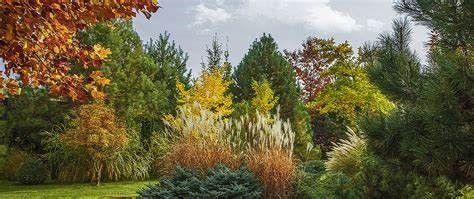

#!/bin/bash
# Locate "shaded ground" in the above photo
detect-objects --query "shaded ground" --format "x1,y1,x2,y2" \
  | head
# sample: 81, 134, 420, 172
0, 180, 157, 199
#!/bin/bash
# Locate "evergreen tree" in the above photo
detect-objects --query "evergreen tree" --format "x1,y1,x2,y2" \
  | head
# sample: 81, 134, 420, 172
77, 21, 172, 147
362, 1, 474, 183
366, 18, 422, 103
145, 32, 192, 114
394, 0, 473, 50
2, 87, 72, 153
233, 34, 299, 120
201, 34, 232, 80
233, 34, 313, 160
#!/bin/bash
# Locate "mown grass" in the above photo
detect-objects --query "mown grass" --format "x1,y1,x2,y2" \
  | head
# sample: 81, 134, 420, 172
0, 180, 157, 199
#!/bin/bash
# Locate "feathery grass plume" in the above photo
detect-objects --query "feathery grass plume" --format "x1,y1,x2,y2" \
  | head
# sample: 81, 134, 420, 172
325, 128, 367, 177
162, 104, 240, 174
225, 109, 295, 156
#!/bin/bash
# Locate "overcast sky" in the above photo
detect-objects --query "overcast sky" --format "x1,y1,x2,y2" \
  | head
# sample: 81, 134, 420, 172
0, 1, 431, 76
133, 0, 430, 76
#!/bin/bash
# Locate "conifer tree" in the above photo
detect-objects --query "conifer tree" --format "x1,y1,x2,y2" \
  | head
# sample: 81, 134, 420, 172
145, 32, 192, 113
77, 21, 172, 147
233, 34, 313, 160
201, 34, 232, 80
362, 0, 474, 183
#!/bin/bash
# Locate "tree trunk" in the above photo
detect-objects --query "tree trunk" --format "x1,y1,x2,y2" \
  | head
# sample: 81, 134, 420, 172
96, 163, 103, 186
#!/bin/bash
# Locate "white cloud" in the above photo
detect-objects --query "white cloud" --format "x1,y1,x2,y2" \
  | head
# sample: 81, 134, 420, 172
192, 3, 231, 26
237, 0, 362, 32
366, 19, 384, 32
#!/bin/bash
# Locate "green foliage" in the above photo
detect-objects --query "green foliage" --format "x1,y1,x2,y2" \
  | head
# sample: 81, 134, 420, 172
296, 170, 361, 199
353, 154, 465, 198
16, 158, 49, 185
366, 18, 422, 103
293, 102, 319, 161
233, 34, 298, 121
361, 2, 473, 192
311, 59, 394, 128
3, 148, 29, 181
78, 21, 189, 149
3, 87, 71, 153
394, 0, 473, 50
250, 80, 278, 115
233, 34, 313, 160
138, 165, 262, 198
201, 33, 232, 79
145, 31, 192, 114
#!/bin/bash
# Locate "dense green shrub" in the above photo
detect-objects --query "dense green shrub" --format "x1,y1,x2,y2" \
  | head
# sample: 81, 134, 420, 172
138, 165, 262, 198
16, 158, 49, 185
296, 170, 361, 199
3, 149, 29, 181
299, 160, 326, 175
45, 128, 151, 183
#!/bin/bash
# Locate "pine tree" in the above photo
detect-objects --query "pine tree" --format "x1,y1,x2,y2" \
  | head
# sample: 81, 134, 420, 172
394, 0, 473, 51
366, 18, 422, 103
362, 1, 474, 183
77, 21, 172, 147
145, 31, 192, 113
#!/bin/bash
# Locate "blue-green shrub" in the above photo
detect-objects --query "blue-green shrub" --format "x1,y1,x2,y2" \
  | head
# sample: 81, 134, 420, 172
138, 165, 262, 198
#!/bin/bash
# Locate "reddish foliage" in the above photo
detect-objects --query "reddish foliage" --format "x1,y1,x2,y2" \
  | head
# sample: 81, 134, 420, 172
0, 0, 159, 101
285, 37, 352, 103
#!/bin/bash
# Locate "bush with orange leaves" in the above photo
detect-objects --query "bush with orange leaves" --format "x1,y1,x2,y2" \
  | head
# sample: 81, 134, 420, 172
60, 103, 128, 185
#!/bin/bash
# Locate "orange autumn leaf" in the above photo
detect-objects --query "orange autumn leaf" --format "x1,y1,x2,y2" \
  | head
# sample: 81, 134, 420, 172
0, 0, 159, 102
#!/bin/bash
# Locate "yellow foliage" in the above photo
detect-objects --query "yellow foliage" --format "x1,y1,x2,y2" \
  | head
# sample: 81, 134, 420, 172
250, 80, 278, 115
176, 68, 233, 117
60, 103, 128, 185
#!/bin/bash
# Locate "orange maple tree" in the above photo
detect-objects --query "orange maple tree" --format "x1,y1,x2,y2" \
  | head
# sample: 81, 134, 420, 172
0, 0, 159, 101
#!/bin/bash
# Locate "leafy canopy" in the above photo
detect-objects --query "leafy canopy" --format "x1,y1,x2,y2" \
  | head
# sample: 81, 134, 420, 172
177, 69, 233, 117
0, 0, 159, 101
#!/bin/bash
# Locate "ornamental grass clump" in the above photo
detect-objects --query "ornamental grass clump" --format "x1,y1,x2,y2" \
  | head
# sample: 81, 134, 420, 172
233, 111, 297, 198
162, 105, 241, 174
162, 105, 298, 197
163, 137, 241, 175
247, 149, 296, 198
325, 128, 367, 178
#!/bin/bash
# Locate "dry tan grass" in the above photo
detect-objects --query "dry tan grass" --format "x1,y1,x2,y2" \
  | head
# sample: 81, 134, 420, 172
163, 137, 241, 175
247, 149, 297, 199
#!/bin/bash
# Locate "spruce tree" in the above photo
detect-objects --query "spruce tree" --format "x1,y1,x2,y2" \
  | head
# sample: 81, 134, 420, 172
201, 34, 232, 80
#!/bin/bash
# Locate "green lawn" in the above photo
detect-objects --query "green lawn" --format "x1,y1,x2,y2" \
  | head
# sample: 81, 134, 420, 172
0, 180, 157, 199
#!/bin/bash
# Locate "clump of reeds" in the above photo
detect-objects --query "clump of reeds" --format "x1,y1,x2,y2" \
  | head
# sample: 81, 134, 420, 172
163, 137, 241, 175
247, 149, 296, 198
